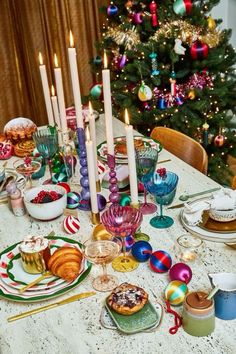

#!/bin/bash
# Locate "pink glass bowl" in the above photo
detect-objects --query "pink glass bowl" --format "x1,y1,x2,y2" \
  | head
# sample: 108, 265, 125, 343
101, 204, 143, 238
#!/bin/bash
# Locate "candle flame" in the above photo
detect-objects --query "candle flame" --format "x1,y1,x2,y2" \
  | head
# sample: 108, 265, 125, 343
124, 109, 130, 125
85, 126, 91, 141
69, 30, 74, 47
39, 52, 43, 65
88, 101, 93, 116
104, 51, 108, 69
54, 54, 58, 68
51, 85, 55, 96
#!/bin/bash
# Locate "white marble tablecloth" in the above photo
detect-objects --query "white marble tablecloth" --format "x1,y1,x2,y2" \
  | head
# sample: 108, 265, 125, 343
0, 115, 235, 354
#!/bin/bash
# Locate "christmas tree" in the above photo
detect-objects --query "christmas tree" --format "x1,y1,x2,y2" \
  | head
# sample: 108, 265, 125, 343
89, 0, 236, 185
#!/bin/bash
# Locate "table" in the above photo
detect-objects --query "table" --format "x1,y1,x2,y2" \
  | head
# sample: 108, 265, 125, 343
0, 115, 235, 354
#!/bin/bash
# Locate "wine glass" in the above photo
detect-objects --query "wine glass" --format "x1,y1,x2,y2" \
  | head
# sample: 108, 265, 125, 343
33, 128, 58, 183
135, 147, 159, 214
13, 157, 41, 190
101, 204, 143, 272
83, 239, 120, 292
143, 170, 179, 228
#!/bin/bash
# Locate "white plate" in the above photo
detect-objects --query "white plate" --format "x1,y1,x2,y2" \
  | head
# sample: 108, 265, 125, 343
180, 198, 236, 243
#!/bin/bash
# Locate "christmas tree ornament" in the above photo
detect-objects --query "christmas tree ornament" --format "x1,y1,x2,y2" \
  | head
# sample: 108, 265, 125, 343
188, 89, 196, 100
134, 232, 150, 241
90, 84, 102, 99
207, 16, 216, 31
132, 241, 153, 262
149, 250, 172, 273
93, 55, 102, 65
119, 193, 131, 206
67, 191, 81, 209
119, 53, 127, 69
142, 101, 151, 111
126, 0, 133, 9
52, 171, 68, 184
169, 263, 192, 284
202, 122, 209, 147
170, 71, 177, 96
214, 134, 225, 147
190, 41, 209, 60
158, 97, 167, 109
174, 38, 186, 55
173, 0, 192, 16
52, 152, 63, 173
63, 215, 80, 234
107, 3, 118, 16
149, 1, 158, 27
97, 194, 107, 211
175, 94, 184, 105
165, 280, 188, 306
138, 82, 152, 101
57, 182, 71, 194
125, 235, 135, 252
133, 12, 143, 24
149, 52, 160, 76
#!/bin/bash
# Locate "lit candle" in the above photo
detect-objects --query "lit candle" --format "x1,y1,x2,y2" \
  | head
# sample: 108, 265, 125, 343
38, 52, 54, 126
85, 127, 99, 214
54, 54, 69, 143
68, 31, 84, 128
170, 78, 176, 96
102, 51, 114, 155
124, 109, 139, 205
51, 85, 63, 146
89, 101, 99, 183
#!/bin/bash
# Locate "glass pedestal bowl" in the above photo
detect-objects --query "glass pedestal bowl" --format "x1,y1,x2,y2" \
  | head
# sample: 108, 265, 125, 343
101, 204, 143, 272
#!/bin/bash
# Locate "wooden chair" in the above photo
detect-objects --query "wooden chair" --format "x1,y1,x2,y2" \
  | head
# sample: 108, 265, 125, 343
151, 126, 208, 175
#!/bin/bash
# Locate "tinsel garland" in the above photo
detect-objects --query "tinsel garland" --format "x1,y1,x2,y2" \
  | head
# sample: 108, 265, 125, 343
150, 20, 222, 48
153, 72, 214, 105
106, 26, 140, 50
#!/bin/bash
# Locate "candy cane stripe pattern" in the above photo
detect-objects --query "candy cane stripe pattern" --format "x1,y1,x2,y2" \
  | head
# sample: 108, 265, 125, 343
63, 216, 80, 234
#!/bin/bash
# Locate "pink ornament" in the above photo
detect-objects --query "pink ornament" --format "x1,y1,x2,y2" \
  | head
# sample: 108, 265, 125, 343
169, 263, 192, 284
133, 12, 143, 24
0, 141, 13, 160
63, 215, 80, 234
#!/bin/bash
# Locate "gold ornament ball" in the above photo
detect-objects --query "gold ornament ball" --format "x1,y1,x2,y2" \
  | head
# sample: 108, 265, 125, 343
188, 90, 196, 100
126, 0, 133, 8
202, 123, 209, 130
207, 16, 216, 30
214, 134, 225, 147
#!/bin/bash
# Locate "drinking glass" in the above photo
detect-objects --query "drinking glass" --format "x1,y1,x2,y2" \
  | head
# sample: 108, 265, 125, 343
143, 170, 179, 228
135, 147, 158, 215
174, 234, 206, 263
33, 128, 58, 183
101, 204, 143, 272
83, 239, 120, 292
13, 158, 41, 190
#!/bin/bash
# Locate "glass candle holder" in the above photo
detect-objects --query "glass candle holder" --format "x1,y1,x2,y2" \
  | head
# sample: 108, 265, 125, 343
174, 234, 206, 263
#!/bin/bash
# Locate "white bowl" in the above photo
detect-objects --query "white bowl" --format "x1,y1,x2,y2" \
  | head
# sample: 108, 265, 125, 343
24, 185, 67, 220
209, 208, 236, 222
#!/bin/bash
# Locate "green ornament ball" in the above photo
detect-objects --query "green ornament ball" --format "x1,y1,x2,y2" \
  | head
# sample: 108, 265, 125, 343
119, 194, 131, 206
90, 84, 102, 99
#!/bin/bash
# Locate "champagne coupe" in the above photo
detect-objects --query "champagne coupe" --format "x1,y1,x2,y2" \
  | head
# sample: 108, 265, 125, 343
101, 204, 143, 272
143, 170, 179, 228
13, 158, 41, 190
83, 239, 120, 292
33, 128, 58, 183
135, 147, 158, 215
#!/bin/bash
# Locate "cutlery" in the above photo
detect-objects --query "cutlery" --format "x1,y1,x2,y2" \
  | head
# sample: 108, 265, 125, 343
179, 187, 221, 202
19, 271, 53, 293
167, 202, 187, 209
224, 243, 236, 250
7, 291, 96, 322
157, 159, 171, 164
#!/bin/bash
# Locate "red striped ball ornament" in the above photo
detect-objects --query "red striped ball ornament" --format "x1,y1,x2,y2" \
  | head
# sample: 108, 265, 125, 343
63, 216, 80, 234
190, 41, 209, 60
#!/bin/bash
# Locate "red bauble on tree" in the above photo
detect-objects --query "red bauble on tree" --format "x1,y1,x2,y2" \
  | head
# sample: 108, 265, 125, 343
190, 41, 209, 60
214, 134, 225, 147
149, 1, 158, 27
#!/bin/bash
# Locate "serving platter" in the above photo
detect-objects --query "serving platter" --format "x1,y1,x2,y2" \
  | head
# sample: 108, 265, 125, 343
0, 236, 91, 302
180, 197, 236, 243
97, 136, 162, 164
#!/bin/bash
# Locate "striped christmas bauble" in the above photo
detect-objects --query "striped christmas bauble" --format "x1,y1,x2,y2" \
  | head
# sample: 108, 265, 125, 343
63, 216, 80, 234
67, 192, 81, 209
149, 250, 172, 273
190, 41, 209, 60
164, 280, 188, 306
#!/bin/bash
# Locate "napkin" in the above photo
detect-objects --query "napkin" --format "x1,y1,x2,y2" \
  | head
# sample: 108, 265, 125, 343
211, 188, 236, 210
183, 188, 236, 226
183, 200, 210, 226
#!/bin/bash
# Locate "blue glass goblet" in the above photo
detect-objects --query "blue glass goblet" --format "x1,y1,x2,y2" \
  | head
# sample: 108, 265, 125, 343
143, 171, 179, 228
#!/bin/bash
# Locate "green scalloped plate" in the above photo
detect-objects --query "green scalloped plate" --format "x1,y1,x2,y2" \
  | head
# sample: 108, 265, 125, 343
0, 236, 92, 302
